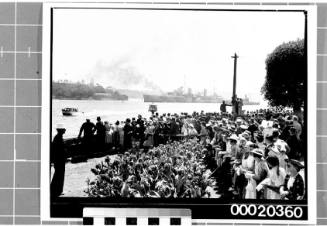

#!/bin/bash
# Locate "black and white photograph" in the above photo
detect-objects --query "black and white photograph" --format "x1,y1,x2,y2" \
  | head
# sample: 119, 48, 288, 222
42, 3, 317, 222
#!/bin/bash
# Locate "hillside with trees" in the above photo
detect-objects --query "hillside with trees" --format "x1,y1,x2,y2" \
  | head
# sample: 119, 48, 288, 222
52, 81, 128, 101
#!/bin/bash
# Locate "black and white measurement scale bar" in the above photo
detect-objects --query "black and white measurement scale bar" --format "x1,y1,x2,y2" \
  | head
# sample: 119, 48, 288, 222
83, 208, 192, 226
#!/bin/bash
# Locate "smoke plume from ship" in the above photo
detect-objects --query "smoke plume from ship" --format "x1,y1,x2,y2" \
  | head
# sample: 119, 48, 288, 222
87, 59, 163, 94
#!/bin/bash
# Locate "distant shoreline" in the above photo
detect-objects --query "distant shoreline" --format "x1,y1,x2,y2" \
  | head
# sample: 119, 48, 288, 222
53, 97, 129, 101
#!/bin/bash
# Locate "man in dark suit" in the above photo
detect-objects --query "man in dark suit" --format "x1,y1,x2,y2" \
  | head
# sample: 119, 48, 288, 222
78, 118, 96, 153
95, 116, 106, 150
220, 101, 227, 114
123, 118, 133, 150
135, 115, 146, 147
169, 117, 180, 141
51, 124, 66, 198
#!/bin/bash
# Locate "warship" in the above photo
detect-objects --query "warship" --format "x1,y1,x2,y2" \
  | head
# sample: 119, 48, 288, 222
143, 88, 223, 103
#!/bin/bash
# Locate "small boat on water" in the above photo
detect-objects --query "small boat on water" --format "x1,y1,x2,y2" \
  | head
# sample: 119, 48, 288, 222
62, 107, 79, 116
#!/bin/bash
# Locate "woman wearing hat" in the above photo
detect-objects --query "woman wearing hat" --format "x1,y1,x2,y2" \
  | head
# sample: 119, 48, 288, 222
280, 159, 305, 200
199, 122, 208, 145
188, 123, 198, 137
181, 122, 190, 137
104, 121, 113, 145
233, 137, 253, 198
227, 134, 240, 160
257, 156, 286, 199
247, 148, 268, 199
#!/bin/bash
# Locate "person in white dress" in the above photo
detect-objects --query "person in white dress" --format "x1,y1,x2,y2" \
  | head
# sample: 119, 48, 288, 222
257, 155, 286, 199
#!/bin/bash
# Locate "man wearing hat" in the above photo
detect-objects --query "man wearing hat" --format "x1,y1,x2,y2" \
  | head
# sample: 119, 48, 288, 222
95, 116, 106, 150
123, 118, 133, 150
220, 100, 227, 114
51, 123, 67, 197
235, 118, 243, 135
247, 118, 259, 141
280, 159, 305, 200
253, 131, 265, 151
278, 116, 290, 141
169, 117, 180, 141
78, 118, 96, 153
287, 127, 302, 160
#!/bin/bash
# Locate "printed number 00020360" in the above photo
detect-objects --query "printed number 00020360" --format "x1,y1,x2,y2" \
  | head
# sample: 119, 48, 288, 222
230, 204, 303, 218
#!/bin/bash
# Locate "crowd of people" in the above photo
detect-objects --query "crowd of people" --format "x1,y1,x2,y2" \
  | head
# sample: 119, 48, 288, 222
86, 138, 216, 198
81, 107, 306, 200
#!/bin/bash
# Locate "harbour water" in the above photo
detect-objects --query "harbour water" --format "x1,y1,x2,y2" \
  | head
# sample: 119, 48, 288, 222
53, 99, 266, 138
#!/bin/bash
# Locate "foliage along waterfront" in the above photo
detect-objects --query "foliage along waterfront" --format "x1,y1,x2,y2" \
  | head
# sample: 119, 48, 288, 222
53, 81, 128, 101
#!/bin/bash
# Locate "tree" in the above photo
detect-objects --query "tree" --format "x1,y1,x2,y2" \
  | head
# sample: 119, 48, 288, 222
261, 39, 305, 112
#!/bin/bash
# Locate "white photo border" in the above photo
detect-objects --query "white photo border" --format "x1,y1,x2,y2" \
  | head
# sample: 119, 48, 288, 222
41, 3, 317, 224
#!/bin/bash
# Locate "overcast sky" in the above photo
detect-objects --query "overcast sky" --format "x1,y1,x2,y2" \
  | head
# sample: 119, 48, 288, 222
52, 8, 304, 100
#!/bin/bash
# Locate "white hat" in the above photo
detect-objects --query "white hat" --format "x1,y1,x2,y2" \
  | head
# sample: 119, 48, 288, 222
228, 134, 239, 141
240, 125, 248, 130
251, 148, 264, 157
56, 123, 65, 129
245, 141, 254, 147
241, 132, 250, 140
239, 135, 247, 141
